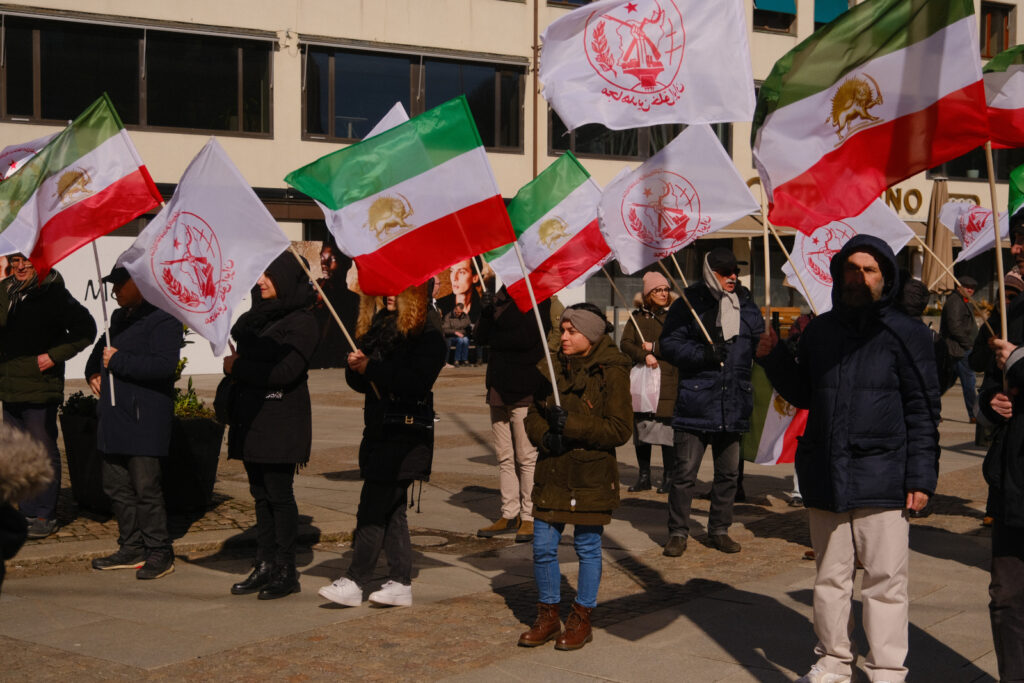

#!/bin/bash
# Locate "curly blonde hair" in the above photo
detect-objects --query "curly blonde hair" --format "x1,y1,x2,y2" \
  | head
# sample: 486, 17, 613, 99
0, 423, 53, 505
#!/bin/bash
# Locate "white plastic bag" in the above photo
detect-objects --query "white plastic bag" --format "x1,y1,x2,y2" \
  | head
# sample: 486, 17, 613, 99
629, 365, 661, 414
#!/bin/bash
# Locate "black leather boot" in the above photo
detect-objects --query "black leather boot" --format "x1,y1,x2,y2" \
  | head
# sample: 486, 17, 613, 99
628, 469, 652, 492
231, 560, 274, 595
257, 564, 301, 600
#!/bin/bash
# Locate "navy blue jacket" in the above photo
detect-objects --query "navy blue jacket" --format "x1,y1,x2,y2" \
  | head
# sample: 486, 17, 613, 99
659, 281, 764, 433
758, 235, 941, 513
85, 303, 182, 458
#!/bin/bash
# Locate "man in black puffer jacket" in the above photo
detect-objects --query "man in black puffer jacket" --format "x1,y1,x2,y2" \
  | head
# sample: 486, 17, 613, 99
757, 235, 940, 683
659, 247, 764, 557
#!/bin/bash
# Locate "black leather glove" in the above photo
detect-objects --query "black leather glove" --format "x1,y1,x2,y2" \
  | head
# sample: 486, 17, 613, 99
702, 343, 727, 366
547, 405, 568, 434
479, 292, 495, 310
542, 431, 563, 455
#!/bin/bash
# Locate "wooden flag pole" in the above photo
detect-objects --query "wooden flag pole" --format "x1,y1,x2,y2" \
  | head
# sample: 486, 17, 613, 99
765, 224, 820, 317
759, 189, 772, 319
512, 241, 561, 407
91, 242, 116, 406
470, 255, 489, 294
601, 267, 646, 344
985, 141, 1009, 340
655, 259, 717, 352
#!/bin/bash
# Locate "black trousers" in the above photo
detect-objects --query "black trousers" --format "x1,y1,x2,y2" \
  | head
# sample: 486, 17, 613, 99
4, 403, 61, 520
244, 461, 298, 566
667, 430, 740, 538
347, 480, 412, 587
101, 453, 170, 552
991, 520, 1024, 682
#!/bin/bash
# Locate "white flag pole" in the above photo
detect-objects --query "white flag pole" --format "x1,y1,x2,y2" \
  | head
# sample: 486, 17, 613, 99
601, 267, 646, 344
759, 188, 772, 321
471, 255, 489, 295
512, 241, 561, 407
655, 259, 719, 365
984, 141, 1009, 340
91, 242, 116, 406
765, 224, 819, 317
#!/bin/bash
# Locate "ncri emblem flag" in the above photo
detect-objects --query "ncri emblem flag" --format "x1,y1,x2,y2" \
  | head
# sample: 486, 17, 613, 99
121, 138, 290, 355
540, 0, 754, 131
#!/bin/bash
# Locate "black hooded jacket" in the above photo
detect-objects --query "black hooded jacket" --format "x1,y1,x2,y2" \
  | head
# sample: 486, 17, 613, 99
758, 235, 941, 512
226, 253, 318, 465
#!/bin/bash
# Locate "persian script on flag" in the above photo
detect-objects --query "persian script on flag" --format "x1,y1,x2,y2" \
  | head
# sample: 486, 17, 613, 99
938, 201, 1009, 264
539, 0, 754, 131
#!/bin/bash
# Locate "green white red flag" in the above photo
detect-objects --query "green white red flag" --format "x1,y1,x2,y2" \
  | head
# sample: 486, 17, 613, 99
752, 0, 988, 235
284, 96, 514, 296
484, 153, 610, 312
985, 45, 1024, 149
0, 94, 162, 275
740, 365, 807, 465
1009, 163, 1024, 226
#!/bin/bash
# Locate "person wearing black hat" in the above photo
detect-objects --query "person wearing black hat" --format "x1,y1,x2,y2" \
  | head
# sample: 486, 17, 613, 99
658, 246, 764, 557
85, 265, 182, 579
940, 275, 979, 422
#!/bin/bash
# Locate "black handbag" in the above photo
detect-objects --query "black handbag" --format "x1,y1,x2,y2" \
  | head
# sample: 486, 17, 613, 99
213, 376, 235, 424
382, 392, 435, 433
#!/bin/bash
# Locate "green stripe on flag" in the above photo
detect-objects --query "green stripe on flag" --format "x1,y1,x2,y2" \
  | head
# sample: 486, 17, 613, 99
1009, 163, 1024, 221
284, 96, 482, 211
484, 152, 590, 261
985, 44, 1024, 73
752, 0, 974, 142
0, 93, 123, 233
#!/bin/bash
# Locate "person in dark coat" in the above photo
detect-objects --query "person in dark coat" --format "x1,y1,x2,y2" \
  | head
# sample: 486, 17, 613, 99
0, 253, 95, 539
619, 272, 678, 494
473, 286, 551, 544
224, 252, 318, 600
658, 247, 764, 557
517, 303, 632, 651
940, 276, 979, 421
319, 280, 446, 609
0, 423, 53, 595
756, 235, 940, 683
85, 266, 182, 580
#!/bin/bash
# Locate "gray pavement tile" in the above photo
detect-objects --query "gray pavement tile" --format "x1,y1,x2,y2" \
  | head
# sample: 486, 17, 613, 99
0, 598, 109, 638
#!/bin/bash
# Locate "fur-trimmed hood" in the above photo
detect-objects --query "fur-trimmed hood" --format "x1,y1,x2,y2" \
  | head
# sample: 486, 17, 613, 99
0, 424, 53, 505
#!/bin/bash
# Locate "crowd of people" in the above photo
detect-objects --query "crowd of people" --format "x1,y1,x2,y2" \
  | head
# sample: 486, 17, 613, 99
0, 233, 1022, 682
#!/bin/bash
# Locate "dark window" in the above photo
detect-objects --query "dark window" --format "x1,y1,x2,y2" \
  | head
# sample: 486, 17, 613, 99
981, 2, 1013, 59
0, 16, 271, 134
931, 146, 1024, 183
550, 110, 732, 161
754, 0, 797, 34
303, 46, 524, 151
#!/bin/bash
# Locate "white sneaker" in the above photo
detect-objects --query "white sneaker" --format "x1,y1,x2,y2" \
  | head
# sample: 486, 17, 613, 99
368, 580, 412, 607
318, 577, 362, 607
795, 665, 851, 683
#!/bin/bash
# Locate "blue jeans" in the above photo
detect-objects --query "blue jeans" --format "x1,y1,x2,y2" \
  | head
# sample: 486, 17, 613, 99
532, 518, 604, 608
955, 355, 977, 418
449, 336, 469, 362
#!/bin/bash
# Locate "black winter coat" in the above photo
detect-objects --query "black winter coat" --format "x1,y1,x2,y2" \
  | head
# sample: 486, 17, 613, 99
940, 292, 977, 358
84, 303, 182, 457
347, 312, 447, 482
473, 287, 550, 405
0, 271, 96, 404
658, 283, 764, 432
758, 235, 941, 513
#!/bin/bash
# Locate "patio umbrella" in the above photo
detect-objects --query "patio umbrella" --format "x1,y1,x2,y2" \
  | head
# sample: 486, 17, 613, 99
922, 178, 956, 294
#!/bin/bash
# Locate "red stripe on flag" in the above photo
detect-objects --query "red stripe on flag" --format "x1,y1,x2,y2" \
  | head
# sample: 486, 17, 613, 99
506, 218, 610, 312
29, 168, 161, 275
768, 81, 989, 234
353, 195, 513, 296
988, 106, 1024, 149
777, 409, 808, 465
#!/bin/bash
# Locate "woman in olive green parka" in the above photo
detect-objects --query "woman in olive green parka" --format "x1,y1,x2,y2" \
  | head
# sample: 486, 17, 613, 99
517, 303, 632, 652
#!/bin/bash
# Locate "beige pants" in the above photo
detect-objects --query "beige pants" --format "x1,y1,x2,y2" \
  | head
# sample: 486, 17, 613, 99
808, 507, 910, 682
490, 405, 537, 522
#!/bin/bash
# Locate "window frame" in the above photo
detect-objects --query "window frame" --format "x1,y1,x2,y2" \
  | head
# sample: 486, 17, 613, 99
981, 2, 1015, 60
0, 14, 274, 138
300, 43, 526, 154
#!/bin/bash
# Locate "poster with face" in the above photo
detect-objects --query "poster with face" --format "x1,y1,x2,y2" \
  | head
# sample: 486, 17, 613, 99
435, 257, 494, 325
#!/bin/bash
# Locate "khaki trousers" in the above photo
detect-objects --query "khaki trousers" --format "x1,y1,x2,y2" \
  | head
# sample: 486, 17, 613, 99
490, 405, 537, 522
808, 507, 910, 682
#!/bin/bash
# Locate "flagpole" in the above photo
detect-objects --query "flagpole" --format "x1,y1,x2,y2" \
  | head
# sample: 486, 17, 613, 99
471, 255, 488, 294
759, 187, 772, 323
985, 141, 1009, 340
601, 267, 646, 344
766, 223, 819, 317
287, 245, 381, 399
91, 242, 116, 406
655, 259, 718, 352
512, 241, 561, 407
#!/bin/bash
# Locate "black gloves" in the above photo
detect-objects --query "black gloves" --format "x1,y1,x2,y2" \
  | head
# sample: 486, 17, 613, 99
479, 292, 495, 311
703, 342, 728, 366
547, 405, 568, 434
542, 431, 563, 455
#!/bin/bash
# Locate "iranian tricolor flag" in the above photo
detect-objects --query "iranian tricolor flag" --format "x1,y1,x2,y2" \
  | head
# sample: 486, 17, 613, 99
1009, 163, 1024, 227
985, 45, 1024, 150
752, 0, 989, 235
0, 94, 161, 274
740, 365, 807, 465
284, 96, 514, 295
484, 153, 610, 312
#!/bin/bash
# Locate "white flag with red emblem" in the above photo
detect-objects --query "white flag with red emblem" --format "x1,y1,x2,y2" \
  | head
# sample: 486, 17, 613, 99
119, 138, 290, 355
598, 124, 758, 274
0, 133, 56, 181
781, 199, 915, 314
540, 0, 754, 131
938, 201, 1009, 264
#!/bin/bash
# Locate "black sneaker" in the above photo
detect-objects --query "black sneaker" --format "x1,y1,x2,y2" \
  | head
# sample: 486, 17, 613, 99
136, 548, 175, 580
26, 517, 58, 539
92, 548, 147, 570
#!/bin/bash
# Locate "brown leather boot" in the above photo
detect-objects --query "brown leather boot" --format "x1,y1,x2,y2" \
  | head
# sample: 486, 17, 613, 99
517, 602, 561, 646
554, 602, 593, 650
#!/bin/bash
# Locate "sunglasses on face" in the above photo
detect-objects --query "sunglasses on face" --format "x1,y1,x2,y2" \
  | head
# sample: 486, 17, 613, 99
649, 287, 671, 294
714, 268, 740, 277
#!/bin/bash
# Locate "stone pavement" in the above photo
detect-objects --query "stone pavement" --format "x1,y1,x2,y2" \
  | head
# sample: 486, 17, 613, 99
0, 367, 1000, 681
